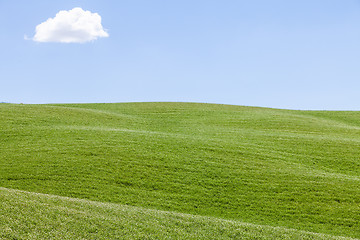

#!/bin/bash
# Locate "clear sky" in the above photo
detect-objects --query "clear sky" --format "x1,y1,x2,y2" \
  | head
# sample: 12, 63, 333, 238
1, 0, 360, 110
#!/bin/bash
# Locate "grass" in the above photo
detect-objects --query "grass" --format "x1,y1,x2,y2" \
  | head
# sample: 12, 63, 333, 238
1, 102, 360, 238
0, 187, 356, 240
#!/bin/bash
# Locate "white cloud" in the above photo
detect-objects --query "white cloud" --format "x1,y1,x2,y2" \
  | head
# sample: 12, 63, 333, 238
33, 7, 109, 43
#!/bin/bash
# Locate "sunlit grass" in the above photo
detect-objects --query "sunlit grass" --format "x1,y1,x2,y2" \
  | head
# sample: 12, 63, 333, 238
1, 102, 360, 238
0, 187, 355, 240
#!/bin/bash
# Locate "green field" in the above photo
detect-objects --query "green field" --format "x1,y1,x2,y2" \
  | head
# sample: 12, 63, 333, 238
1, 102, 360, 239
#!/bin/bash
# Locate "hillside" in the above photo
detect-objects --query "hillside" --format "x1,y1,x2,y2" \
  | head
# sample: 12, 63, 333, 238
1, 102, 360, 238
0, 187, 355, 239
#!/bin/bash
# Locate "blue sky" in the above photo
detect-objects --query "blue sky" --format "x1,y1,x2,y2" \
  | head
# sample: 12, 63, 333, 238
1, 0, 360, 110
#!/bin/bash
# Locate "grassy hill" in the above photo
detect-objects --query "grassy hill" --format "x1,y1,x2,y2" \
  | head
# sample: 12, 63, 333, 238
0, 187, 354, 240
1, 102, 360, 239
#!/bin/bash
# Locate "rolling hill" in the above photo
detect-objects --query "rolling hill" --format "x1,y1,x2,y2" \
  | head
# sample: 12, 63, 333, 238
1, 102, 359, 239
